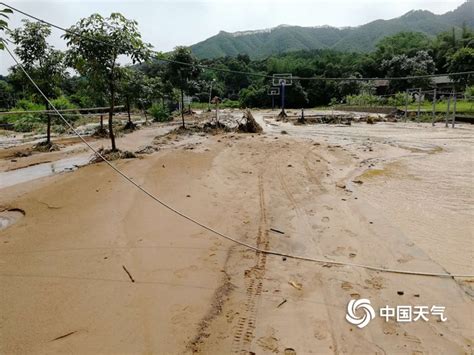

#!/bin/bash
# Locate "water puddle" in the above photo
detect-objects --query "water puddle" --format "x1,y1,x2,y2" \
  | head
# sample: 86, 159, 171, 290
0, 208, 25, 230
0, 155, 91, 190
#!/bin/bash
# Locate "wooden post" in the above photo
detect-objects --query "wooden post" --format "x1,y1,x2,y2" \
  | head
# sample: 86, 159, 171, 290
451, 92, 457, 128
431, 88, 436, 126
445, 95, 451, 128
404, 89, 409, 121
417, 88, 421, 122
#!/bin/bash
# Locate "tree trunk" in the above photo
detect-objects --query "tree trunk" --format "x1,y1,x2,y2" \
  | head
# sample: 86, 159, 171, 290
45, 102, 51, 144
181, 88, 185, 129
100, 115, 104, 130
46, 114, 51, 144
127, 97, 131, 123
109, 81, 117, 151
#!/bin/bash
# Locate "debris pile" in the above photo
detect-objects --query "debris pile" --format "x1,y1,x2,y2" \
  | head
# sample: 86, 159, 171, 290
33, 141, 60, 152
238, 110, 262, 133
90, 148, 137, 163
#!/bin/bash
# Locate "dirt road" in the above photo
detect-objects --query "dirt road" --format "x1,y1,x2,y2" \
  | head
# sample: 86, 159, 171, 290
0, 113, 472, 353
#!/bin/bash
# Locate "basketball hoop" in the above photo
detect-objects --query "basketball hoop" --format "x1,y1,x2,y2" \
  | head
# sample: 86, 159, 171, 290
272, 74, 293, 87
267, 87, 280, 95
267, 87, 280, 111
272, 74, 292, 117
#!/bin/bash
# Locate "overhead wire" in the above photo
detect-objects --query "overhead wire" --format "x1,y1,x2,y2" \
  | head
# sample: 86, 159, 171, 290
1, 2, 473, 82
4, 43, 474, 279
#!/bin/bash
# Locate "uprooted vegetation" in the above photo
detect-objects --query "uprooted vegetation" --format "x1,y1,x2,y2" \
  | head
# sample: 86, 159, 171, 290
145, 110, 263, 153
90, 148, 137, 163
32, 141, 61, 152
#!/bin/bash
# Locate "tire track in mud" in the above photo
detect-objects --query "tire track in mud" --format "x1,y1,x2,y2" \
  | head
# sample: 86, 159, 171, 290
275, 150, 340, 353
230, 172, 269, 353
303, 148, 329, 194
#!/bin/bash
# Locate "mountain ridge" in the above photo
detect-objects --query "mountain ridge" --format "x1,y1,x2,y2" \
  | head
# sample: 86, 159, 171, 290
190, 1, 474, 59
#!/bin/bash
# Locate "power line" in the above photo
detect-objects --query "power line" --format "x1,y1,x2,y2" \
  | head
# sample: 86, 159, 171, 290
0, 105, 125, 115
2, 2, 473, 82
4, 43, 473, 279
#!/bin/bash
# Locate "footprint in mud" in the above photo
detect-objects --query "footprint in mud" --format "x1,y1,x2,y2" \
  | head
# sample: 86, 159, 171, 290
225, 310, 239, 324
331, 246, 346, 256
257, 335, 280, 353
313, 320, 330, 340
397, 255, 415, 264
365, 276, 385, 290
383, 322, 399, 335
173, 265, 198, 278
323, 205, 334, 211
170, 305, 198, 326
321, 216, 330, 223
343, 229, 357, 238
341, 281, 353, 291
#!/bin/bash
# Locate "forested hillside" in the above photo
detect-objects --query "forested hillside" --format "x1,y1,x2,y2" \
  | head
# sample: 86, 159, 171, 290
191, 1, 474, 59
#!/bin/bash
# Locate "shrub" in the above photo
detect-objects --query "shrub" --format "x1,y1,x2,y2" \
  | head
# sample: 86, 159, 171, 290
387, 92, 408, 107
150, 103, 171, 122
465, 86, 474, 98
221, 99, 240, 109
345, 93, 384, 106
13, 99, 46, 112
12, 114, 43, 132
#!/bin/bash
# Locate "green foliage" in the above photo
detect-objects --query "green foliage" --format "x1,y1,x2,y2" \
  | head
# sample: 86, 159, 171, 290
448, 47, 474, 86
13, 98, 46, 112
221, 99, 240, 108
375, 32, 431, 60
12, 115, 43, 132
387, 92, 408, 107
11, 20, 66, 100
191, 2, 472, 59
50, 95, 77, 110
165, 47, 201, 93
382, 50, 435, 91
0, 7, 13, 50
465, 86, 474, 97
5, 99, 45, 132
63, 12, 151, 149
345, 93, 384, 106
149, 103, 171, 122
239, 86, 267, 107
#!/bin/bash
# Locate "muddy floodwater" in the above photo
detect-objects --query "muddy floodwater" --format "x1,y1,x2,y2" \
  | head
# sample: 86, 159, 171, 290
0, 155, 91, 189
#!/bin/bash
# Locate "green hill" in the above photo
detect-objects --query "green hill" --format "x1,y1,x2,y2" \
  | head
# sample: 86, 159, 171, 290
191, 0, 474, 59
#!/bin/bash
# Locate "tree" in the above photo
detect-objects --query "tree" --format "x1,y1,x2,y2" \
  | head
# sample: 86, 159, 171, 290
118, 67, 148, 128
0, 7, 13, 50
374, 32, 432, 61
11, 20, 66, 145
165, 46, 200, 128
448, 47, 474, 87
382, 51, 435, 92
64, 13, 151, 151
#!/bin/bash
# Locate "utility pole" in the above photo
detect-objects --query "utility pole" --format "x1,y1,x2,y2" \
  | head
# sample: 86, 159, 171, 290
208, 79, 215, 112
432, 88, 436, 126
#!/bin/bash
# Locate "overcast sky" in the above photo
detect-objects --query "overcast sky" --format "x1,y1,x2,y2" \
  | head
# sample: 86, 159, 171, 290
0, 0, 466, 74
